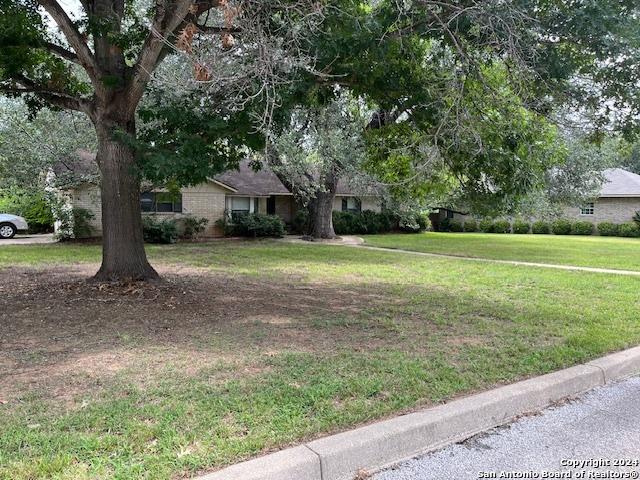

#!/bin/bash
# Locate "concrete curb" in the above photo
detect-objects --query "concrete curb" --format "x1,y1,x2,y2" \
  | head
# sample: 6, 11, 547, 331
194, 347, 640, 480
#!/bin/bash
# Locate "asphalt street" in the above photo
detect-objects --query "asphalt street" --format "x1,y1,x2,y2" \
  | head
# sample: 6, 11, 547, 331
375, 376, 640, 480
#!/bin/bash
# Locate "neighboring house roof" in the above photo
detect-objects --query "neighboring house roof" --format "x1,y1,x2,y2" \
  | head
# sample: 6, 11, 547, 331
599, 168, 640, 198
52, 150, 99, 181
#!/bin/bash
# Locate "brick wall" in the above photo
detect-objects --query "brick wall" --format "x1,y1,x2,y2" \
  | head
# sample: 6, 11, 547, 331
70, 181, 229, 237
564, 197, 640, 224
181, 183, 227, 236
275, 195, 296, 222
70, 183, 385, 237
72, 184, 102, 234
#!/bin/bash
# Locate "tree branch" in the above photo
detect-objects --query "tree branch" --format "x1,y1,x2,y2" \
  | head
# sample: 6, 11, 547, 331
128, 0, 221, 107
196, 24, 241, 34
43, 41, 81, 64
36, 0, 100, 82
4, 75, 92, 114
128, 0, 194, 104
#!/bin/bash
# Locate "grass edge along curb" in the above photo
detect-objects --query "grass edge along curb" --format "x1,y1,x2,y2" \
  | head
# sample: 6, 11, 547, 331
197, 346, 640, 480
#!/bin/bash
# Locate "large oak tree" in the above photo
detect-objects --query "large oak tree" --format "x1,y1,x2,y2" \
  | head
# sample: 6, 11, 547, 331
0, 0, 313, 280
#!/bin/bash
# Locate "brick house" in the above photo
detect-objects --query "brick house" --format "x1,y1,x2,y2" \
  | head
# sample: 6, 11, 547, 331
54, 156, 381, 237
564, 168, 640, 224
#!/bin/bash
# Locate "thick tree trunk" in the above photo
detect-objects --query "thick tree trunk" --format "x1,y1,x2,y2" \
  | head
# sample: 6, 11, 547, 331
307, 169, 339, 239
93, 116, 158, 282
308, 190, 337, 239
266, 145, 339, 239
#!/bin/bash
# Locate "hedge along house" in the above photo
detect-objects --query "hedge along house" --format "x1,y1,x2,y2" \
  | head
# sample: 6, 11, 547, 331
53, 156, 382, 237
564, 168, 640, 224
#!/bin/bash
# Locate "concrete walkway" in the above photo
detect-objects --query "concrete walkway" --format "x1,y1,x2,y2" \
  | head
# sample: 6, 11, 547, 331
375, 376, 640, 480
353, 244, 640, 277
0, 233, 56, 245
279, 235, 365, 246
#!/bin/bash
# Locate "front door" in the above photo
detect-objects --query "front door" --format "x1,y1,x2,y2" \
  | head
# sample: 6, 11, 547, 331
267, 196, 276, 215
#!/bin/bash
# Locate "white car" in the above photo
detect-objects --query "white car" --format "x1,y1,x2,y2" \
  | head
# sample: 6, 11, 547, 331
0, 214, 29, 239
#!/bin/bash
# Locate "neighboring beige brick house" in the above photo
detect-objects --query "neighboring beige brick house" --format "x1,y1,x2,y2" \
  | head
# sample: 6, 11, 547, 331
55, 157, 381, 237
564, 168, 640, 224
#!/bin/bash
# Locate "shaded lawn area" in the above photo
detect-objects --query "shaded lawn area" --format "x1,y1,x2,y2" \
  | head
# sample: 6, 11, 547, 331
1, 240, 640, 479
364, 232, 640, 271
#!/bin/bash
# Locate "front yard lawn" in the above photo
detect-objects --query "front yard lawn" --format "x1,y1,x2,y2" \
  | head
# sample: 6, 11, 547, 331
364, 232, 640, 271
1, 240, 639, 479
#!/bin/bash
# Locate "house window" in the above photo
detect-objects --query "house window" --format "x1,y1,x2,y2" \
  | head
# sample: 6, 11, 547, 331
446, 209, 454, 219
341, 197, 361, 213
580, 202, 595, 215
231, 196, 251, 214
140, 192, 182, 213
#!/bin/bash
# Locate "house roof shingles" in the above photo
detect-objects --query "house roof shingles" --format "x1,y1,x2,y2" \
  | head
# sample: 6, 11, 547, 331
214, 160, 378, 196
52, 150, 99, 177
214, 161, 290, 196
600, 168, 640, 198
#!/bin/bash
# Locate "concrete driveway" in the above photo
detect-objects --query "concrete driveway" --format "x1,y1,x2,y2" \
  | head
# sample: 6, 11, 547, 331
374, 376, 640, 480
0, 233, 56, 245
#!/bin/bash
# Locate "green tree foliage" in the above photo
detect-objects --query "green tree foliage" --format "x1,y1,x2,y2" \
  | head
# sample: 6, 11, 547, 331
0, 100, 96, 189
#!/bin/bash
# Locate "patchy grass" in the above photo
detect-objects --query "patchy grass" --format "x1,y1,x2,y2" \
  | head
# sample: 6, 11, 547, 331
1, 240, 640, 479
364, 232, 640, 271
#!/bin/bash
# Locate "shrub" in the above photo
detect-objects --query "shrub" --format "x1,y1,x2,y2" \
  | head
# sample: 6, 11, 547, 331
512, 220, 530, 234
55, 206, 95, 240
180, 216, 208, 239
360, 209, 388, 234
531, 220, 550, 234
479, 219, 494, 233
551, 219, 573, 235
493, 219, 511, 234
333, 211, 364, 234
597, 222, 619, 236
290, 209, 310, 234
618, 222, 640, 238
398, 211, 430, 233
449, 221, 464, 232
571, 221, 594, 235
463, 219, 478, 232
142, 216, 178, 243
416, 212, 431, 231
377, 210, 395, 232
438, 217, 451, 232
220, 213, 286, 237
634, 211, 640, 227
72, 208, 95, 239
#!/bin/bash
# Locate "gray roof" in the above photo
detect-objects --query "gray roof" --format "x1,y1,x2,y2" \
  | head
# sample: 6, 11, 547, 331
214, 161, 291, 196
52, 150, 99, 177
599, 168, 640, 197
214, 160, 377, 196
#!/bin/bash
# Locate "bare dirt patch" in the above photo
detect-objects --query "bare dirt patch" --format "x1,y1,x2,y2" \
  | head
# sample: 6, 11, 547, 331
0, 264, 399, 406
